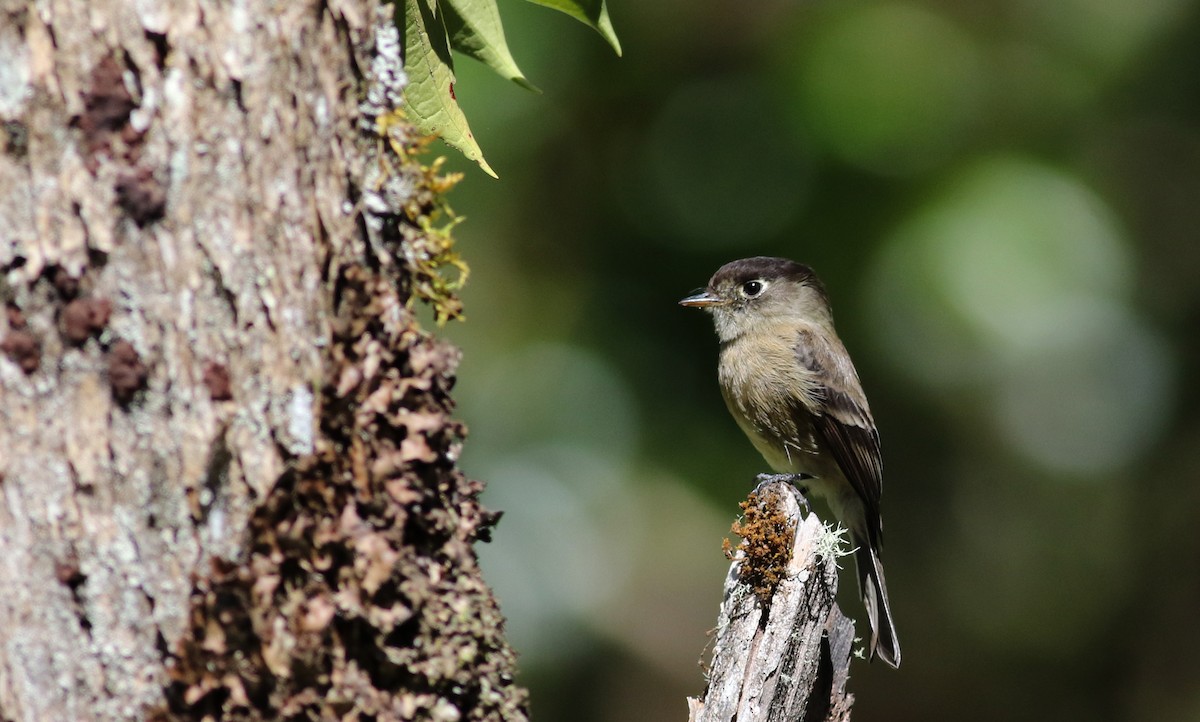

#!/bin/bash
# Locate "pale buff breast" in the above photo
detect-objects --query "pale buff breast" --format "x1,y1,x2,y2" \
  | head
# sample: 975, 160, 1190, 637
717, 328, 832, 478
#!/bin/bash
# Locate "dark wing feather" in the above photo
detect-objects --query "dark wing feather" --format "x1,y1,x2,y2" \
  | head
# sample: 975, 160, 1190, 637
795, 328, 884, 534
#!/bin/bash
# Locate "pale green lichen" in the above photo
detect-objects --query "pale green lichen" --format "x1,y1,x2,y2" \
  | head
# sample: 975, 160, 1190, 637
371, 109, 469, 326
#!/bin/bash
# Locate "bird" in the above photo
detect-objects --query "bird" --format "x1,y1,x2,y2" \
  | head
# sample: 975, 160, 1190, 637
680, 256, 901, 668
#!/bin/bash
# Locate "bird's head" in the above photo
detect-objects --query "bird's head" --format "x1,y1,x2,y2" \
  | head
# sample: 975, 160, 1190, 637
680, 257, 832, 342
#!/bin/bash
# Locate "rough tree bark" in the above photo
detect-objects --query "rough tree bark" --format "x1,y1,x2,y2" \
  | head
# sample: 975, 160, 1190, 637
0, 1, 526, 720
688, 483, 856, 722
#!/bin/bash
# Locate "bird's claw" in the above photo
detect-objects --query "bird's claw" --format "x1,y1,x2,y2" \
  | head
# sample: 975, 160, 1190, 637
752, 473, 814, 512
753, 472, 811, 490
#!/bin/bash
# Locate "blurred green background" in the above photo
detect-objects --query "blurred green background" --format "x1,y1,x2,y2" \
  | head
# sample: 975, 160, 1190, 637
434, 0, 1200, 719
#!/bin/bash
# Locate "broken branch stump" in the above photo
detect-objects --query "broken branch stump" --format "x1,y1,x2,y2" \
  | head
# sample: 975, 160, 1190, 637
688, 482, 856, 722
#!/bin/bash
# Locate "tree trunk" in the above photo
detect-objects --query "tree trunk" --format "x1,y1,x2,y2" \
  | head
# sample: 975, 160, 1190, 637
0, 1, 527, 720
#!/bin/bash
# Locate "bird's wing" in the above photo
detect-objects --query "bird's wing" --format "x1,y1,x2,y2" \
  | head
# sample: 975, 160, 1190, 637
795, 328, 884, 528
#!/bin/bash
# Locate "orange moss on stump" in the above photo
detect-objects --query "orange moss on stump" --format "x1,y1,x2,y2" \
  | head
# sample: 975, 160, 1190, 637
723, 489, 796, 604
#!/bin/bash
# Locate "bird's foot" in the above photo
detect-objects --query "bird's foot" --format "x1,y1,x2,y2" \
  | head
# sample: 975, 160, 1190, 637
753, 473, 815, 513
754, 472, 812, 492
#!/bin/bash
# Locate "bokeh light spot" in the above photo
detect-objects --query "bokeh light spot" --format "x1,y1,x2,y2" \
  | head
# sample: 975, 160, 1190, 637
1015, 0, 1190, 77
789, 3, 983, 174
870, 155, 1175, 475
458, 341, 640, 461
994, 301, 1173, 476
476, 446, 640, 663
633, 75, 812, 249
925, 156, 1132, 351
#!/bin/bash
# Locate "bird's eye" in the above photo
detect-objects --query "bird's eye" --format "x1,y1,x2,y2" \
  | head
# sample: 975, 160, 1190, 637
741, 280, 765, 297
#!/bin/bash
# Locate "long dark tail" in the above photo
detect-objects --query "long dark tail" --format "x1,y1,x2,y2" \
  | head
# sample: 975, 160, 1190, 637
854, 539, 901, 668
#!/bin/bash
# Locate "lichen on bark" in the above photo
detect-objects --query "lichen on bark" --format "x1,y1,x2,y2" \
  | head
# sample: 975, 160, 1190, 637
160, 6, 526, 721
165, 256, 525, 720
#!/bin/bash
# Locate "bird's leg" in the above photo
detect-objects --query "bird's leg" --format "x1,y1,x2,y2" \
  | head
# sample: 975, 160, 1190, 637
753, 473, 815, 513
754, 472, 812, 491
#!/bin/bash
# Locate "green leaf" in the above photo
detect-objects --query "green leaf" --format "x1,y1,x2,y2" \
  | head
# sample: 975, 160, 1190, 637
443, 0, 539, 92
524, 0, 622, 56
402, 0, 498, 177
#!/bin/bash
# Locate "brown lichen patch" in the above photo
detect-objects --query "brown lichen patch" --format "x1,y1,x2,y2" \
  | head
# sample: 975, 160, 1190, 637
724, 488, 797, 604
49, 265, 81, 299
6, 304, 28, 330
55, 553, 87, 589
1, 329, 41, 374
116, 165, 167, 226
108, 340, 148, 404
203, 362, 233, 401
72, 53, 169, 226
2, 119, 29, 158
161, 128, 525, 720
75, 55, 138, 164
61, 297, 112, 345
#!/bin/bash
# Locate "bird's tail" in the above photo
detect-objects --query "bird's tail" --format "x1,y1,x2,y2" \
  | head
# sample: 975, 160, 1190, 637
854, 540, 901, 668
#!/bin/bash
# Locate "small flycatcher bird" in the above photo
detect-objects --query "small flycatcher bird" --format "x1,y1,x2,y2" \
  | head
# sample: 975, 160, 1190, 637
680, 256, 901, 668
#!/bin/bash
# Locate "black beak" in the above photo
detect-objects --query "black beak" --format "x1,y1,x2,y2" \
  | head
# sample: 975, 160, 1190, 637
679, 289, 724, 308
